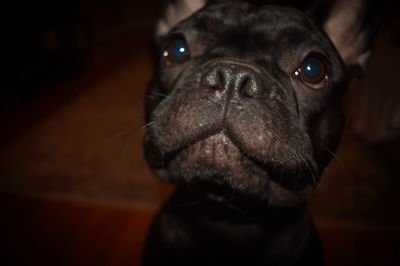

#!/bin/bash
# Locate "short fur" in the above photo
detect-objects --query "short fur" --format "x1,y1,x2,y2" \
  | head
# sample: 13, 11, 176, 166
142, 0, 377, 265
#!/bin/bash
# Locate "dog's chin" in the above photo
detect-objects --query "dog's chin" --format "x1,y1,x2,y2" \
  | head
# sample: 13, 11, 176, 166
153, 133, 312, 207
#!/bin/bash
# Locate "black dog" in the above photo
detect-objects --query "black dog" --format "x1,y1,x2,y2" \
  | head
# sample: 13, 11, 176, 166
142, 0, 377, 265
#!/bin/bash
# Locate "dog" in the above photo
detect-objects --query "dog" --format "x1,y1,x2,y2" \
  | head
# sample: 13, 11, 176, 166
142, 0, 377, 265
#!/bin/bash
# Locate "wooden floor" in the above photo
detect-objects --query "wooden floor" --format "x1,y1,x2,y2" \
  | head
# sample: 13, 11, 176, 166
0, 194, 152, 266
1, 193, 399, 266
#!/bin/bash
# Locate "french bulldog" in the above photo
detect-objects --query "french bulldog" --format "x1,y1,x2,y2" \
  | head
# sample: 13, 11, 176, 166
142, 0, 378, 265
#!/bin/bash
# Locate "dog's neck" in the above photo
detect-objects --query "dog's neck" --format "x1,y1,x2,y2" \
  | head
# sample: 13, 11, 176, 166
163, 184, 312, 264
170, 184, 309, 225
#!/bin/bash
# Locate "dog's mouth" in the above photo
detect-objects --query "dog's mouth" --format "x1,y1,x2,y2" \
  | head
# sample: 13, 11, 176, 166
149, 132, 313, 205
163, 132, 286, 202
148, 129, 313, 206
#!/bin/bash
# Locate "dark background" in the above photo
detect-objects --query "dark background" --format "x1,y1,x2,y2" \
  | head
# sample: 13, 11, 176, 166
1, 1, 400, 266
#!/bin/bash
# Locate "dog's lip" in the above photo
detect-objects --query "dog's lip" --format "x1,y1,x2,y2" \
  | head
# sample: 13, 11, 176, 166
167, 132, 263, 167
154, 132, 313, 205
167, 132, 271, 188
168, 132, 264, 170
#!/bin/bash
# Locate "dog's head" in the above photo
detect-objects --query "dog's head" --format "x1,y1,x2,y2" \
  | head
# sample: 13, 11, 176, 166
144, 0, 377, 206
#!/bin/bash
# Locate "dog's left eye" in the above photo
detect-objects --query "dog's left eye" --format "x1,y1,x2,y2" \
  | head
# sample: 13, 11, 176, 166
293, 55, 328, 88
162, 36, 190, 65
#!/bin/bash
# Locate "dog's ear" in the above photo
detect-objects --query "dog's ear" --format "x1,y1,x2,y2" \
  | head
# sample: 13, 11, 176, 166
156, 0, 208, 36
315, 0, 379, 77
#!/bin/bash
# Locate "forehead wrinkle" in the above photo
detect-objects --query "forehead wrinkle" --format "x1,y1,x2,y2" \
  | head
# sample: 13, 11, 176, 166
177, 3, 334, 66
256, 5, 313, 25
185, 1, 256, 32
185, 4, 318, 41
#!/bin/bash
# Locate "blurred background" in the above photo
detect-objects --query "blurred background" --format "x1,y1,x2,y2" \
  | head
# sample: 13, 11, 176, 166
0, 0, 399, 265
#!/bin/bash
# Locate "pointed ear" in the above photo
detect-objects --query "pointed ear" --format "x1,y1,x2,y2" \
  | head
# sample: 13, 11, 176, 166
156, 0, 208, 36
322, 0, 379, 77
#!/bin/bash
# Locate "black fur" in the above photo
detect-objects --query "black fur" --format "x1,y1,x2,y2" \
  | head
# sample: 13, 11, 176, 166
142, 1, 375, 265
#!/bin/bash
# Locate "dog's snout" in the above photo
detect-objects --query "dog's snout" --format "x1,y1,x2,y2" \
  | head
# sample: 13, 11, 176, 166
203, 63, 265, 99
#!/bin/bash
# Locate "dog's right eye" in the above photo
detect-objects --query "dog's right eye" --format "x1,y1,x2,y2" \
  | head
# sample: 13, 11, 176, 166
161, 36, 190, 65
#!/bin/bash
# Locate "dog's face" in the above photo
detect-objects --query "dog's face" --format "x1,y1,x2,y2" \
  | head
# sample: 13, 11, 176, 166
144, 0, 376, 206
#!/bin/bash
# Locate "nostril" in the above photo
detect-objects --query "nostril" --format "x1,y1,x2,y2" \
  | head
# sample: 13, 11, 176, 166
202, 63, 264, 99
205, 69, 224, 91
238, 76, 249, 97
239, 76, 260, 98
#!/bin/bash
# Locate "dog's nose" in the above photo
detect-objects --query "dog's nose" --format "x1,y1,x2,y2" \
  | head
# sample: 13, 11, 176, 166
203, 63, 265, 98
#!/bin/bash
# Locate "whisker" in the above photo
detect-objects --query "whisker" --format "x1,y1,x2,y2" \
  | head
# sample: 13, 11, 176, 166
113, 121, 156, 138
146, 92, 169, 100
151, 92, 169, 97
302, 155, 318, 186
311, 140, 342, 162
298, 152, 319, 186
288, 147, 319, 186
223, 199, 253, 220
290, 149, 303, 182
311, 140, 360, 181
